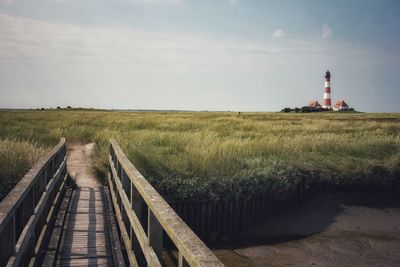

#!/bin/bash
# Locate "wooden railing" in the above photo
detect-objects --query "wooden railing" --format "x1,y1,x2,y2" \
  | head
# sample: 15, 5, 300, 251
0, 138, 68, 267
108, 139, 224, 267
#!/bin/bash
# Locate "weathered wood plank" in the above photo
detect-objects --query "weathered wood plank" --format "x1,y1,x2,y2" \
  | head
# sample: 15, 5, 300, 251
102, 186, 126, 267
54, 187, 117, 267
43, 189, 73, 267
55, 257, 114, 267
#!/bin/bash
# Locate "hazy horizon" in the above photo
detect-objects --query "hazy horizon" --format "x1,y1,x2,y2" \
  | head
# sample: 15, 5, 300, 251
1, 0, 399, 112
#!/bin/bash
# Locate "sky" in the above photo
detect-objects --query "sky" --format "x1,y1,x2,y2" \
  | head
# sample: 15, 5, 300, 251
0, 0, 399, 112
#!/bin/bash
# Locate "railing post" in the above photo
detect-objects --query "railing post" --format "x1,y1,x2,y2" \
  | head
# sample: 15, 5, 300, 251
179, 251, 190, 267
44, 166, 48, 189
131, 186, 145, 265
12, 213, 16, 253
51, 158, 55, 178
148, 208, 163, 263
0, 206, 17, 266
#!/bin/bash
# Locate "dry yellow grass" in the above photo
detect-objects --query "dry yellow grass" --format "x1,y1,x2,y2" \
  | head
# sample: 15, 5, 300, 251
0, 110, 399, 200
0, 139, 47, 200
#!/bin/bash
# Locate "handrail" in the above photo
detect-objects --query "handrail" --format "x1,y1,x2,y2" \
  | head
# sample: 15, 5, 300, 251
108, 139, 224, 267
0, 138, 68, 267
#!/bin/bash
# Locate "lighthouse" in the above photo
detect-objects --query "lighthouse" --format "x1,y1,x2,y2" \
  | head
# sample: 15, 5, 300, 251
323, 70, 332, 109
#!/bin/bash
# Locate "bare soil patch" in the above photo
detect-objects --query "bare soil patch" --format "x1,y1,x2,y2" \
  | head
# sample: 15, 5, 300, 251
215, 191, 400, 267
67, 143, 101, 188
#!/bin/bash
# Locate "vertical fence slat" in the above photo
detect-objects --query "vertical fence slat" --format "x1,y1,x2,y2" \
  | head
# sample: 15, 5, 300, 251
148, 208, 163, 263
158, 182, 307, 245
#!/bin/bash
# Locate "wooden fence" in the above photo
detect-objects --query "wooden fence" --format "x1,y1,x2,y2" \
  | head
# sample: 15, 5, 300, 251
108, 139, 224, 267
169, 179, 306, 244
0, 138, 68, 267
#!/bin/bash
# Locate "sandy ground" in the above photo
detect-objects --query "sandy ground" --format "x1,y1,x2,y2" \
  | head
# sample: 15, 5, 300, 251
67, 143, 101, 188
215, 191, 400, 267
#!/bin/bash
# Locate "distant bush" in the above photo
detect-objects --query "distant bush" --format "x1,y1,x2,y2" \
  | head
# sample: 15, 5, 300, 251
301, 106, 312, 112
282, 106, 339, 113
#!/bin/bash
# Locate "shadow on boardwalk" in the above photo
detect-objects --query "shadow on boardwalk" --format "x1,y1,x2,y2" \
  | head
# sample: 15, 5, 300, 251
55, 143, 114, 266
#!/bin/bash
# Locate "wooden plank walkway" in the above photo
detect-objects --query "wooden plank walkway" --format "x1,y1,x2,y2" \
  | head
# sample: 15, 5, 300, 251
55, 187, 115, 267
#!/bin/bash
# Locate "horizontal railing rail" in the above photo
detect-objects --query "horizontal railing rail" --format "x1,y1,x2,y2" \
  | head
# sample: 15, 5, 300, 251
108, 139, 224, 267
0, 138, 68, 267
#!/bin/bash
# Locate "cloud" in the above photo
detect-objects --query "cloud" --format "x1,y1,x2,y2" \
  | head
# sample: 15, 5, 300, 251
0, 14, 377, 85
272, 28, 285, 39
0, 14, 338, 71
41, 0, 184, 4
0, 0, 15, 4
130, 0, 183, 4
322, 24, 332, 39
229, 0, 248, 5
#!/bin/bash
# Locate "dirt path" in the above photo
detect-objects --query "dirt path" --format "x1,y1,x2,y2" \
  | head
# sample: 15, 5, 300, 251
215, 191, 400, 267
67, 143, 101, 188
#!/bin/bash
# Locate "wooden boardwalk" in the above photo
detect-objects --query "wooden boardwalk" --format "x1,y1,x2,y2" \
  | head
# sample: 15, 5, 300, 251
55, 187, 116, 267
0, 140, 223, 267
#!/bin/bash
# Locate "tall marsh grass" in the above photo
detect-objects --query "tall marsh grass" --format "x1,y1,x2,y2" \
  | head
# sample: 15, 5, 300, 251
0, 139, 48, 200
0, 110, 399, 200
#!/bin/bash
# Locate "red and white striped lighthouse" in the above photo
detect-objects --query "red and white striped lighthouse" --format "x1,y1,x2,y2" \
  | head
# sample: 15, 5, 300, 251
323, 70, 332, 109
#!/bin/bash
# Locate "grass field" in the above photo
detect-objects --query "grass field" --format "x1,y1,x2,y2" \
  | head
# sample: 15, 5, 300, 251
0, 110, 399, 201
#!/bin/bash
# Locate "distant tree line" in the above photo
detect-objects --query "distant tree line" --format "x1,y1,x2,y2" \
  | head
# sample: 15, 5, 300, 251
36, 106, 73, 110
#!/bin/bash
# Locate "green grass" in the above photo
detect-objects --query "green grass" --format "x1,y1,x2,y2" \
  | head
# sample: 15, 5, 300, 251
0, 110, 399, 201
